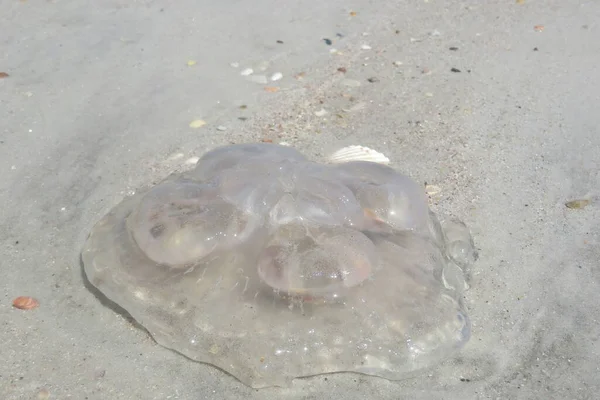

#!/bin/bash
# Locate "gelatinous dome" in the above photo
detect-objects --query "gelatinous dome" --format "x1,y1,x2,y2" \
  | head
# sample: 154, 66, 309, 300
82, 143, 476, 388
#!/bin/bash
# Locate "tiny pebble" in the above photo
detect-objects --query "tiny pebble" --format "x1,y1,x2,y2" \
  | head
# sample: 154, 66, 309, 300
230, 62, 240, 68
216, 125, 227, 131
270, 72, 283, 81
367, 77, 379, 83
240, 68, 254, 76
337, 67, 347, 73
276, 40, 284, 44
392, 61, 403, 66
534, 25, 544, 32
323, 38, 333, 45
425, 92, 434, 97
0, 72, 9, 78
360, 44, 372, 50
449, 46, 459, 51
451, 68, 461, 73
315, 108, 328, 117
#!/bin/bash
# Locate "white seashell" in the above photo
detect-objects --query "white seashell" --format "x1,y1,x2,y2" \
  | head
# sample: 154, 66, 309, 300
240, 68, 254, 76
327, 145, 390, 165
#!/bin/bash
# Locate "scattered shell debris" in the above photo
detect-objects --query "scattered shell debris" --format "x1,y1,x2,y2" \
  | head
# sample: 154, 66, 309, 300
12, 296, 39, 310
328, 145, 390, 164
565, 199, 590, 209
189, 119, 207, 128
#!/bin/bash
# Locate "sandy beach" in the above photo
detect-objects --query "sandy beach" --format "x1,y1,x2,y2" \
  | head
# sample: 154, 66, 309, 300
1, 1, 599, 399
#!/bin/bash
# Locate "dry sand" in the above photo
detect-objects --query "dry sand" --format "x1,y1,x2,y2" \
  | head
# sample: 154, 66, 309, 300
1, 0, 599, 399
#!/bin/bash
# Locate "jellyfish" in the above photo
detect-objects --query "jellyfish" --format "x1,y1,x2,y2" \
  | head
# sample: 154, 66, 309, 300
81, 143, 476, 388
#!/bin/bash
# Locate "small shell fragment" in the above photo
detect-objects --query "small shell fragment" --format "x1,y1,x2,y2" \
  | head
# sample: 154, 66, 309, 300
425, 184, 441, 195
189, 119, 207, 128
328, 145, 390, 165
565, 199, 590, 209
270, 72, 283, 81
185, 157, 200, 165
240, 68, 254, 76
12, 296, 39, 310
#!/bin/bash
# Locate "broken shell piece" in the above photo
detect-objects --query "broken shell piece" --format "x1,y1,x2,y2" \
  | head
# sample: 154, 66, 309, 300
328, 146, 390, 165
565, 199, 590, 209
425, 184, 441, 195
240, 68, 254, 76
12, 296, 39, 310
185, 157, 200, 165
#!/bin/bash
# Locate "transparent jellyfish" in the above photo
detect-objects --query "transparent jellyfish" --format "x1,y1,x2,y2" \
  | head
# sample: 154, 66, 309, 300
81, 143, 477, 388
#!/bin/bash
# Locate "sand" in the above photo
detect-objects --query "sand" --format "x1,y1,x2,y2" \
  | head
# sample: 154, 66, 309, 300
1, 0, 599, 399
